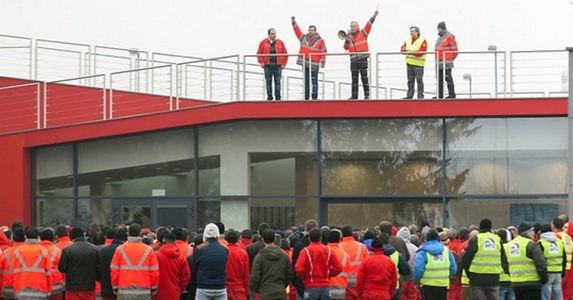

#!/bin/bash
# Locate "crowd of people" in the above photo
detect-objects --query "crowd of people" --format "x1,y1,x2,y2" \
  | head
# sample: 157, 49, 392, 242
256, 11, 458, 101
0, 215, 570, 300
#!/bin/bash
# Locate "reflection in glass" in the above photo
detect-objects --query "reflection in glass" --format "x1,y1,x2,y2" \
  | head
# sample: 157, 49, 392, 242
119, 204, 152, 228
327, 202, 443, 228
447, 118, 567, 195
251, 153, 316, 196
448, 197, 568, 228
36, 145, 73, 197
36, 198, 74, 227
250, 197, 317, 230
77, 198, 112, 229
198, 199, 221, 228
321, 119, 443, 195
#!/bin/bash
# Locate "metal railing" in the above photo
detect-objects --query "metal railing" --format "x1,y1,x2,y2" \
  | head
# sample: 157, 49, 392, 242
0, 33, 570, 135
0, 82, 41, 132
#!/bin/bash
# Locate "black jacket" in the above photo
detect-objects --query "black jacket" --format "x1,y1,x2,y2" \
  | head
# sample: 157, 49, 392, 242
58, 238, 102, 291
246, 241, 265, 269
250, 245, 294, 300
292, 235, 310, 297
99, 239, 124, 297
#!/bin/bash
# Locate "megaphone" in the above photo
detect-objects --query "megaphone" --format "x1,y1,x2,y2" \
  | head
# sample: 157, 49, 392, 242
338, 30, 350, 40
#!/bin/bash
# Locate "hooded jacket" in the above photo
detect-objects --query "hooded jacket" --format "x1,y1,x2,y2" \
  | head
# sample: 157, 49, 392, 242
356, 250, 397, 299
153, 243, 191, 300
397, 227, 418, 267
226, 243, 249, 292
250, 245, 294, 300
0, 231, 10, 251
414, 239, 457, 285
538, 231, 566, 275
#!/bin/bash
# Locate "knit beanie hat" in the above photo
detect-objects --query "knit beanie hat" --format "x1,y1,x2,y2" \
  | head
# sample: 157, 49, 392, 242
370, 238, 384, 252
479, 219, 492, 231
203, 223, 220, 241
437, 21, 447, 30
518, 222, 534, 235
540, 223, 552, 234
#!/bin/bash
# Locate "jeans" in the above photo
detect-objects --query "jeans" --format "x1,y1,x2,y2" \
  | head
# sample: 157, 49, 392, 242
304, 67, 319, 100
350, 58, 369, 99
470, 285, 499, 300
437, 67, 455, 98
499, 285, 515, 300
542, 273, 563, 300
406, 64, 424, 99
195, 288, 227, 300
264, 66, 282, 100
304, 287, 331, 300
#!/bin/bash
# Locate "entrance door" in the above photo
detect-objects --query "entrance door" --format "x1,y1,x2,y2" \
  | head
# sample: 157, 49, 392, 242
112, 198, 195, 230
321, 197, 444, 228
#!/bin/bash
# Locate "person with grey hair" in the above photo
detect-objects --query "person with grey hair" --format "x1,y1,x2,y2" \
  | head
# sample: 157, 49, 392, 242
414, 228, 457, 300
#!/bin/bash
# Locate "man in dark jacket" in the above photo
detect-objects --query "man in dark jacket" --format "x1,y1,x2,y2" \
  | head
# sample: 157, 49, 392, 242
246, 222, 270, 300
462, 218, 508, 300
506, 222, 548, 300
100, 229, 127, 300
250, 229, 294, 300
58, 227, 102, 300
191, 223, 228, 300
380, 233, 411, 300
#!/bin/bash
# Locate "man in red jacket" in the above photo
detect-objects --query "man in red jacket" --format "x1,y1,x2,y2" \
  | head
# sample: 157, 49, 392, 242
295, 228, 343, 299
153, 232, 190, 300
356, 238, 397, 300
225, 229, 250, 300
257, 28, 288, 101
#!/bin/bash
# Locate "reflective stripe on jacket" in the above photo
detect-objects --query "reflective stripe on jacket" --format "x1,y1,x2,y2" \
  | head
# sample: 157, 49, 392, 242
420, 247, 450, 287
404, 36, 427, 67
292, 21, 327, 69
469, 233, 502, 274
11, 240, 52, 297
340, 237, 369, 288
539, 239, 564, 273
328, 243, 349, 299
343, 17, 375, 61
110, 240, 159, 295
556, 231, 572, 270
506, 236, 540, 283
40, 241, 63, 295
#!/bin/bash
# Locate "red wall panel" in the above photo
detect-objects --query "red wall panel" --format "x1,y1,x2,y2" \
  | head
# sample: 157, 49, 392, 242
0, 135, 30, 226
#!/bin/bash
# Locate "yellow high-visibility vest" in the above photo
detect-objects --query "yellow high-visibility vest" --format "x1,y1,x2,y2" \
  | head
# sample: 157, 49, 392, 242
390, 251, 400, 288
539, 239, 564, 273
506, 236, 540, 283
405, 36, 427, 67
556, 231, 572, 270
469, 233, 502, 274
420, 247, 451, 287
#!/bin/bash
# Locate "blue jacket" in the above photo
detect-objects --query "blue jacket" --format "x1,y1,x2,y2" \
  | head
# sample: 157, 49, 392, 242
99, 239, 124, 297
191, 239, 228, 290
413, 240, 457, 285
383, 243, 411, 277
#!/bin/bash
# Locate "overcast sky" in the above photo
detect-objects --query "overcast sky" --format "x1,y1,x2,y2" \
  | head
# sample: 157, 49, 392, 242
1, 0, 572, 57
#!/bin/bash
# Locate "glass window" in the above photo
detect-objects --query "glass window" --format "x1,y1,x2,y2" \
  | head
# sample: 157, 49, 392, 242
447, 118, 567, 195
36, 198, 74, 227
77, 129, 194, 197
327, 201, 443, 228
77, 198, 112, 229
321, 119, 443, 195
250, 197, 317, 230
198, 198, 221, 228
448, 197, 568, 228
200, 120, 317, 196
35, 145, 73, 197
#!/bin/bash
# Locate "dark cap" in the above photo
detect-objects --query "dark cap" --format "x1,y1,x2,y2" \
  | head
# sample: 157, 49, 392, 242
437, 21, 447, 30
540, 223, 552, 234
518, 222, 534, 235
479, 218, 492, 231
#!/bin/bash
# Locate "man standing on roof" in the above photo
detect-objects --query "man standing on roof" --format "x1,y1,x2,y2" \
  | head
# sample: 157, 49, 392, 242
400, 26, 428, 99
344, 10, 378, 100
291, 16, 327, 100
257, 28, 288, 101
434, 21, 458, 99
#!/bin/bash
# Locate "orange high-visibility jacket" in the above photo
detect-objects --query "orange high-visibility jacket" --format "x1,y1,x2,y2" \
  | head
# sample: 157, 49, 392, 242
55, 236, 72, 250
110, 239, 159, 296
343, 16, 376, 61
339, 237, 369, 289
176, 240, 193, 259
40, 240, 63, 296
11, 240, 52, 298
292, 21, 327, 69
328, 243, 351, 299
0, 243, 24, 299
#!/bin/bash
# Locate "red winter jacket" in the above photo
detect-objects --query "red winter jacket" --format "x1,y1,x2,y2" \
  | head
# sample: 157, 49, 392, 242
226, 243, 250, 292
295, 241, 342, 289
257, 39, 288, 67
152, 243, 191, 300
356, 251, 397, 300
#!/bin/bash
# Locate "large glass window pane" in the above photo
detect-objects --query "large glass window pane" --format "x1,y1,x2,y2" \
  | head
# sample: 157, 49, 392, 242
327, 201, 443, 228
200, 120, 317, 197
198, 198, 221, 228
77, 198, 112, 229
449, 197, 567, 228
321, 119, 443, 195
78, 129, 194, 197
447, 118, 567, 195
35, 145, 73, 197
250, 197, 317, 230
36, 198, 74, 227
